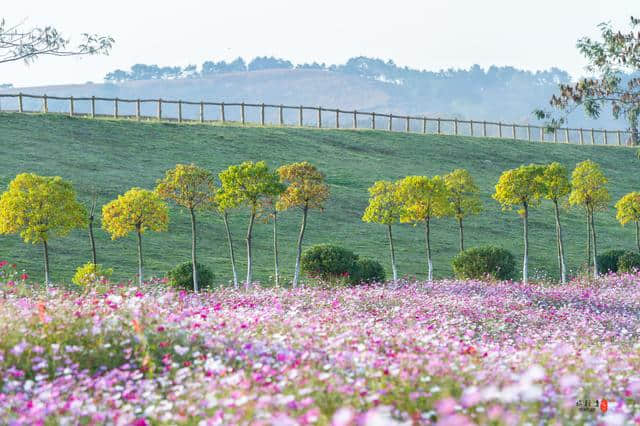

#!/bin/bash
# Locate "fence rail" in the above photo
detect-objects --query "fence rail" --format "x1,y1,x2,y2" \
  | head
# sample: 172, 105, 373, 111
0, 92, 634, 146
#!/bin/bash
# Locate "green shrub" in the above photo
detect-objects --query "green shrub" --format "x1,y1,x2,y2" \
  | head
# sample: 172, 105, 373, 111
350, 258, 386, 285
618, 252, 640, 273
301, 244, 358, 281
72, 262, 113, 287
167, 262, 214, 291
596, 249, 628, 274
452, 246, 516, 281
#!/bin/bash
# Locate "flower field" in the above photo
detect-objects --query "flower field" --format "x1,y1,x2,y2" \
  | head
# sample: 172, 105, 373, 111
1, 275, 640, 425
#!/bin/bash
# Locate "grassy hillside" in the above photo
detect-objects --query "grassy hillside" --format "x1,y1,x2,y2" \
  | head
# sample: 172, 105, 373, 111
0, 112, 638, 284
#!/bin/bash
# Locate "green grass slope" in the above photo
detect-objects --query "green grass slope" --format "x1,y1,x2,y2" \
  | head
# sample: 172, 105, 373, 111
0, 112, 638, 284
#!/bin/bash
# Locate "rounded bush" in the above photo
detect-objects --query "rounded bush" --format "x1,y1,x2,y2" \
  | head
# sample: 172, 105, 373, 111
350, 258, 386, 285
452, 246, 516, 281
596, 249, 628, 274
167, 262, 214, 291
72, 262, 113, 287
618, 252, 640, 273
301, 244, 358, 281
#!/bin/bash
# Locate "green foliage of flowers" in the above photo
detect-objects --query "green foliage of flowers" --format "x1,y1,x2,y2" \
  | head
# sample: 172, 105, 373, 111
71, 262, 113, 287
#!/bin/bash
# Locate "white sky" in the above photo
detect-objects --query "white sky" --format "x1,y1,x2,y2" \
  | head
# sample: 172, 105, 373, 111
1, 0, 637, 87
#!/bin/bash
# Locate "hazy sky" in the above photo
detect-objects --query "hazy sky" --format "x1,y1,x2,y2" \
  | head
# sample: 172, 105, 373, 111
2, 0, 637, 87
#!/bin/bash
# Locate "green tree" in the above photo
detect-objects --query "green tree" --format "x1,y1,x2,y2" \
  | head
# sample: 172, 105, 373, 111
536, 17, 640, 144
0, 173, 86, 285
362, 180, 402, 281
102, 188, 169, 285
537, 162, 571, 283
219, 161, 283, 286
211, 187, 240, 288
397, 175, 450, 281
615, 192, 640, 252
155, 164, 216, 292
493, 164, 545, 284
277, 162, 329, 287
569, 160, 610, 277
444, 169, 483, 252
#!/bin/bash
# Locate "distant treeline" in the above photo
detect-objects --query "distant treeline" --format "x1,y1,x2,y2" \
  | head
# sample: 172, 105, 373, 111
103, 56, 571, 88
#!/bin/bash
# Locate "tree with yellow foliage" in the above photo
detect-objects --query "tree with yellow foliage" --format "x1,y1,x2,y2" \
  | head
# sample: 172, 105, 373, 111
0, 173, 86, 285
219, 161, 284, 286
155, 164, 216, 292
569, 160, 610, 277
493, 164, 545, 284
362, 180, 402, 281
615, 192, 640, 252
444, 169, 483, 252
277, 162, 329, 287
537, 162, 571, 283
102, 188, 169, 285
397, 175, 450, 281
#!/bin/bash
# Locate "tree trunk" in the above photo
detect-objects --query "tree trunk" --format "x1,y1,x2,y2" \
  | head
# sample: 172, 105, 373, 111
387, 224, 398, 281
189, 208, 198, 292
222, 212, 238, 288
424, 219, 433, 281
590, 209, 598, 276
43, 240, 50, 286
636, 221, 639, 253
136, 226, 143, 286
522, 203, 529, 284
273, 210, 279, 286
88, 217, 97, 265
586, 211, 592, 278
293, 205, 309, 288
554, 200, 567, 284
458, 217, 464, 252
629, 113, 638, 146
245, 211, 256, 287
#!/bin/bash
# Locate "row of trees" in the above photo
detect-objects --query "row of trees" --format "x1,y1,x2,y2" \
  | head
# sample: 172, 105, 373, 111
363, 160, 640, 285
2, 159, 639, 287
0, 162, 329, 290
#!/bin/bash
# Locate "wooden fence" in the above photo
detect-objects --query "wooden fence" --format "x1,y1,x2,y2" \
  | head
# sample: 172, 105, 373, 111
0, 92, 634, 146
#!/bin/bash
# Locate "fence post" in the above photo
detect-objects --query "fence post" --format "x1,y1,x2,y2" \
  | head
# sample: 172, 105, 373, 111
372, 112, 376, 129
114, 98, 119, 118
91, 96, 96, 118
389, 114, 393, 131
136, 99, 141, 121
470, 120, 474, 136
336, 109, 339, 129
221, 102, 225, 123
240, 102, 245, 125
498, 122, 502, 138
437, 118, 441, 134
277, 104, 282, 126
483, 121, 487, 137
158, 99, 162, 121
565, 128, 570, 143
527, 125, 531, 141
178, 100, 182, 123
591, 128, 595, 144
579, 128, 584, 144
317, 106, 322, 128
299, 105, 303, 126
541, 127, 545, 142
604, 131, 608, 145
454, 119, 459, 136
18, 93, 23, 113
423, 117, 427, 134
43, 94, 48, 113
353, 110, 357, 129
617, 130, 622, 146
69, 96, 74, 117
512, 124, 516, 140
261, 103, 265, 126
